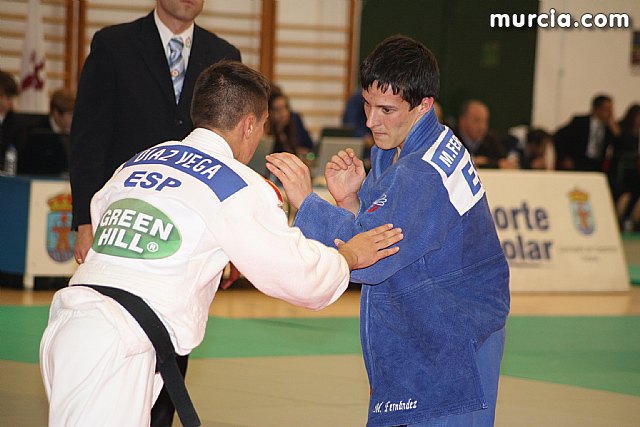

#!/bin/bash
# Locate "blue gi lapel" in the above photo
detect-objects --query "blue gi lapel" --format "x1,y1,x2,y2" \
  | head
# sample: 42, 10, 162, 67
400, 107, 443, 158
367, 108, 444, 197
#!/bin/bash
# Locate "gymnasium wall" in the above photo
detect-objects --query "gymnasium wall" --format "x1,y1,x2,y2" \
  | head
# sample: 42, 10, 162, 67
0, 0, 355, 138
2, 0, 638, 136
532, 0, 640, 131
358, 0, 539, 133
358, 0, 639, 134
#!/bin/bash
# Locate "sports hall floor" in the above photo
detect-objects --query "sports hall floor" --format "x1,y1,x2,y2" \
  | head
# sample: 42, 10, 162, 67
1, 236, 639, 427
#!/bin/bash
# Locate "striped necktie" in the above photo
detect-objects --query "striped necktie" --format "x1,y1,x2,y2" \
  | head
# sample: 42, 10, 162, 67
168, 37, 185, 103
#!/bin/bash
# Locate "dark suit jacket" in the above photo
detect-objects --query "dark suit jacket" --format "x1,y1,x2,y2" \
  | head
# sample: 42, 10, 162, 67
70, 12, 241, 227
554, 114, 615, 171
452, 126, 507, 169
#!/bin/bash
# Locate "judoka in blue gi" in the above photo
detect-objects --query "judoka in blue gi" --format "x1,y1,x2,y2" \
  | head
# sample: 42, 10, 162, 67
266, 35, 510, 427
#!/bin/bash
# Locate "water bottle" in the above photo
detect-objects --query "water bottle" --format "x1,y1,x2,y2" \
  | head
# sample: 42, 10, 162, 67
4, 144, 17, 176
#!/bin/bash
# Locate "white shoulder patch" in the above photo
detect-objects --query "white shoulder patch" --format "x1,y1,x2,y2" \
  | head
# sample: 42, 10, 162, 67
422, 127, 485, 215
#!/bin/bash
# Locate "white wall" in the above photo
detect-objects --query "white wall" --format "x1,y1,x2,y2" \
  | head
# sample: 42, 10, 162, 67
532, 0, 640, 131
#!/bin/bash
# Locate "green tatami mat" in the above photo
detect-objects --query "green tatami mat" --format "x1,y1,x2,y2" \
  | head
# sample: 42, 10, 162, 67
630, 264, 640, 285
501, 316, 640, 396
0, 306, 49, 363
2, 306, 639, 396
0, 306, 361, 363
191, 317, 361, 358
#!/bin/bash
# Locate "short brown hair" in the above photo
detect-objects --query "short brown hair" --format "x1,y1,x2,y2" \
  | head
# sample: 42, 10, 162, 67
191, 61, 270, 131
50, 88, 76, 114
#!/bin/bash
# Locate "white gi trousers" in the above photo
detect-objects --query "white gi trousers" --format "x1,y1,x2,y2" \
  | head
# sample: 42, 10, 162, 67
40, 287, 164, 427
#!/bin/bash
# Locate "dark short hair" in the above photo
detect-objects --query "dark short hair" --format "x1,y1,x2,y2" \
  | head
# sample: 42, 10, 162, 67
360, 35, 439, 109
191, 61, 270, 131
591, 94, 611, 111
0, 69, 19, 98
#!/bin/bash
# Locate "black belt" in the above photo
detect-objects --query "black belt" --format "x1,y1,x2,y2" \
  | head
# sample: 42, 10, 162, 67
79, 284, 201, 427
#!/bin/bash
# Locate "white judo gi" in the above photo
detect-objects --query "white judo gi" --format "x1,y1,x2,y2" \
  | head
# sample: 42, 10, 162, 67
40, 128, 351, 426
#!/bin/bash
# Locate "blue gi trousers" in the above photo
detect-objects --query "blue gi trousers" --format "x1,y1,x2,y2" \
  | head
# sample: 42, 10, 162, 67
407, 326, 506, 427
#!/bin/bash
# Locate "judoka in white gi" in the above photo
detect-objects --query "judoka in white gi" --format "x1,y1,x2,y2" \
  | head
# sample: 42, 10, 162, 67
39, 61, 403, 427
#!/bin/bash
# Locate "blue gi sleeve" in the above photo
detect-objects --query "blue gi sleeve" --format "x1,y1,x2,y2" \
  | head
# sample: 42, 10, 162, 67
294, 163, 457, 285
294, 193, 359, 245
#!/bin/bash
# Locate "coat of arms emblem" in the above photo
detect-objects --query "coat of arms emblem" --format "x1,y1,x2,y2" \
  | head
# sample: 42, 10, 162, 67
568, 188, 595, 235
46, 193, 75, 262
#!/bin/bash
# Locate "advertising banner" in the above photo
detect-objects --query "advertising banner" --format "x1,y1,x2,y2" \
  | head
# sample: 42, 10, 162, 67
480, 170, 629, 291
24, 179, 77, 288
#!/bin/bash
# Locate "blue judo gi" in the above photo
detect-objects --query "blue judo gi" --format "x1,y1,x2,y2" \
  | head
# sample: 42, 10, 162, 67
294, 109, 510, 426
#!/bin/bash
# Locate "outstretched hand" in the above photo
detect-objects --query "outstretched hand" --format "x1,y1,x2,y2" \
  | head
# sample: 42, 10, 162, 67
325, 148, 366, 214
265, 153, 312, 210
73, 224, 94, 264
336, 224, 403, 270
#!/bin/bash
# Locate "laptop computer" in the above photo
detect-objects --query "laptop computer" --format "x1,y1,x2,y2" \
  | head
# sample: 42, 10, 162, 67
18, 131, 69, 176
247, 135, 275, 177
313, 136, 364, 178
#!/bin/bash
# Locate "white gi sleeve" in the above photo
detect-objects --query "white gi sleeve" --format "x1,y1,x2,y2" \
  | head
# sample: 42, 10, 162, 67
210, 181, 350, 311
